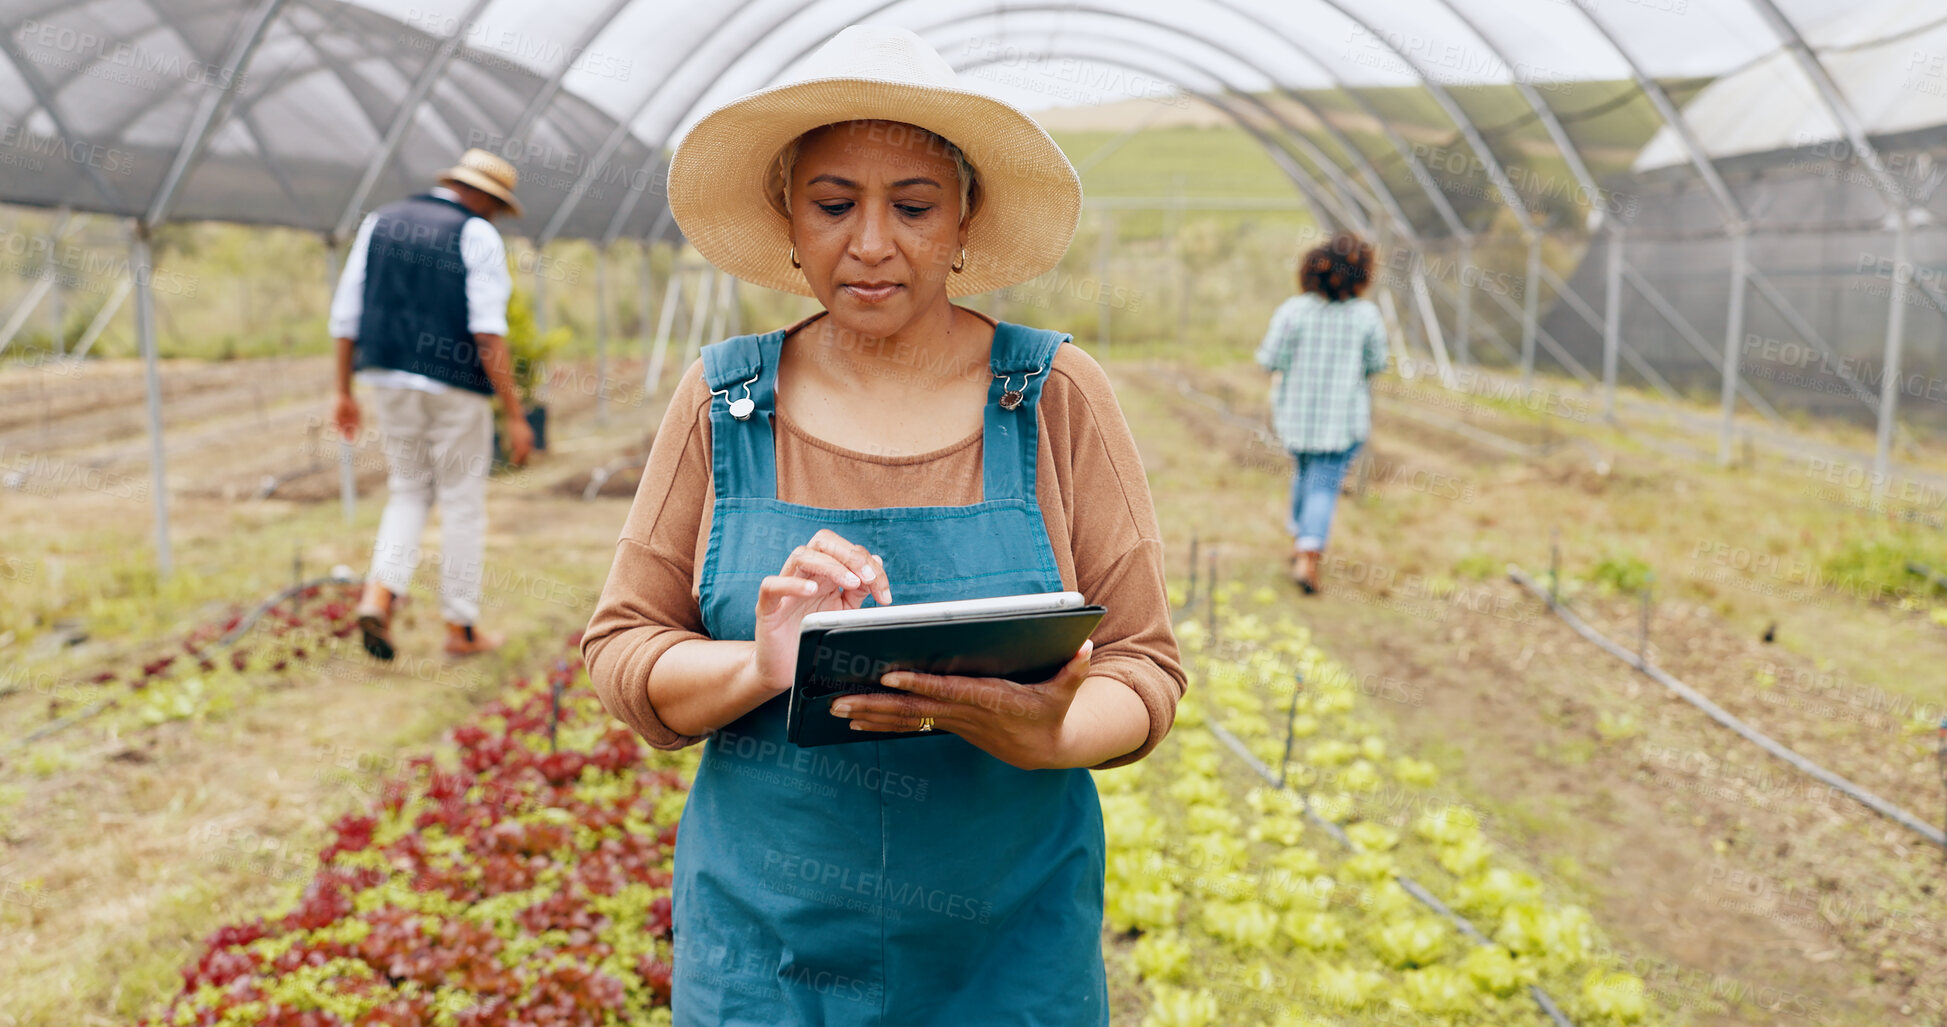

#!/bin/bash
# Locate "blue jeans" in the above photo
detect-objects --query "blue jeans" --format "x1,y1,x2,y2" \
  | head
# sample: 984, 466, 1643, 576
1286, 442, 1362, 552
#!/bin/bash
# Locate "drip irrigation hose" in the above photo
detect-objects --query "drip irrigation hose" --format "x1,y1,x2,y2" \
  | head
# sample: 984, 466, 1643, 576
255, 461, 330, 499
1382, 402, 1535, 460
1209, 720, 1578, 1027
3, 575, 365, 756
217, 574, 362, 646
0, 698, 117, 757
1508, 565, 1946, 852
582, 457, 634, 502
1907, 561, 1947, 592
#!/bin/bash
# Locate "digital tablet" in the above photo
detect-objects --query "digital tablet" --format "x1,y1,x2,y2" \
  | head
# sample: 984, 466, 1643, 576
799, 591, 1087, 631
787, 592, 1105, 748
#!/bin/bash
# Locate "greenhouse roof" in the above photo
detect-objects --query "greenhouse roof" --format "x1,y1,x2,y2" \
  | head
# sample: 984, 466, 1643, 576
0, 0, 1940, 244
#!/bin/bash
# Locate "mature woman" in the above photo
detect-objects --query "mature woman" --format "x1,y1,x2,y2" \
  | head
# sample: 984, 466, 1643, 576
1256, 232, 1389, 594
582, 26, 1183, 1026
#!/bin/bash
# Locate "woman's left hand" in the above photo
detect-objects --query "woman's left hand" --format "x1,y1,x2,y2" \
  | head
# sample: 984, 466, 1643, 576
830, 640, 1093, 770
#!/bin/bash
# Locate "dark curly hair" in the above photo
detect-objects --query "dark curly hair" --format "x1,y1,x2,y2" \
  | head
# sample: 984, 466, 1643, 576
1298, 232, 1374, 302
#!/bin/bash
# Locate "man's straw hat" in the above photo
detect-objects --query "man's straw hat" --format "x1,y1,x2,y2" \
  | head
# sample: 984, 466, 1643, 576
438, 148, 524, 219
667, 25, 1081, 298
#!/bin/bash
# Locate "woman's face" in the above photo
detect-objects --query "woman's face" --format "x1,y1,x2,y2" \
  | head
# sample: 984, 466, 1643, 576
787, 120, 969, 339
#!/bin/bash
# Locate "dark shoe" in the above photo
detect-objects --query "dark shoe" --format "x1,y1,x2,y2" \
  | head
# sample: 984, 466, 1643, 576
355, 582, 396, 662
443, 623, 504, 658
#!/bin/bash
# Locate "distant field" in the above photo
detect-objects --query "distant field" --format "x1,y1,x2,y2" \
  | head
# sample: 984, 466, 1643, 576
0, 79, 1702, 366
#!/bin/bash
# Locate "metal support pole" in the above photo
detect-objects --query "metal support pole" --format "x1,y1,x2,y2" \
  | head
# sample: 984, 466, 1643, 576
69, 279, 131, 361
681, 270, 716, 372
1096, 209, 1116, 349
130, 224, 172, 576
1874, 213, 1910, 499
1169, 176, 1187, 349
530, 258, 547, 334
1719, 229, 1750, 466
638, 241, 655, 365
323, 236, 355, 525
1375, 285, 1412, 377
1455, 238, 1473, 367
595, 249, 610, 428
46, 209, 69, 355
0, 275, 52, 357
1521, 234, 1541, 389
646, 265, 682, 392
1409, 256, 1456, 388
1602, 226, 1623, 422
706, 270, 732, 346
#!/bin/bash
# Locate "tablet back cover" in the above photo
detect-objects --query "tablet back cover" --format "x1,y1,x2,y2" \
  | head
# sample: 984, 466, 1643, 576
785, 606, 1104, 748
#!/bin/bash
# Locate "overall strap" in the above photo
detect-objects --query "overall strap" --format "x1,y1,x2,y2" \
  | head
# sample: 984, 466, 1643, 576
701, 330, 785, 499
983, 322, 1068, 502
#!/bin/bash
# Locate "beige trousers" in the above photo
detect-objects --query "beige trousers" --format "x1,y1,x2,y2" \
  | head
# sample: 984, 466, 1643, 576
365, 385, 493, 625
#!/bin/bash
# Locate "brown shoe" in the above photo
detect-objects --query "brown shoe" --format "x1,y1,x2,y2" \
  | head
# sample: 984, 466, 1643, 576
355, 582, 396, 662
1292, 550, 1321, 595
443, 623, 504, 657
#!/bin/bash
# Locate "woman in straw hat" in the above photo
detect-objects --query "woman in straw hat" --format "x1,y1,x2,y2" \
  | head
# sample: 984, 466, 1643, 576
583, 24, 1182, 1025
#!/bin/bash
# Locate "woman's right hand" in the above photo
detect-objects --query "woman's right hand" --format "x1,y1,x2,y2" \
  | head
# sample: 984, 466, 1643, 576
749, 529, 892, 694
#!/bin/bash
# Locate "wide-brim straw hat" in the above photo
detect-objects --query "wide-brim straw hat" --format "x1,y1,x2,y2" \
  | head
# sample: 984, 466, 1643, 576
438, 148, 524, 219
667, 25, 1081, 298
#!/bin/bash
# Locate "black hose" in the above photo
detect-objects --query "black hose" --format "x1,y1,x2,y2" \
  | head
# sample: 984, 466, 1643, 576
1209, 721, 1578, 1027
1509, 564, 1945, 851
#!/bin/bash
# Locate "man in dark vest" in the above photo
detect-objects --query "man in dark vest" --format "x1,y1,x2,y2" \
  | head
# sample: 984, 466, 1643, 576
328, 148, 532, 661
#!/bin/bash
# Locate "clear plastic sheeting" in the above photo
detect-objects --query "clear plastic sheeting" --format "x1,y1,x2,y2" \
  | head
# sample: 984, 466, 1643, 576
0, 0, 670, 242
0, 0, 1943, 442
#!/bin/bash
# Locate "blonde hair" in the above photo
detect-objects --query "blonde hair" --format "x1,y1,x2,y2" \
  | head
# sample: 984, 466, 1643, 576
769, 121, 978, 224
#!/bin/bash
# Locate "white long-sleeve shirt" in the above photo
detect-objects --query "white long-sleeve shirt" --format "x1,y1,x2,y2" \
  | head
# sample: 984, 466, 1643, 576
329, 185, 512, 394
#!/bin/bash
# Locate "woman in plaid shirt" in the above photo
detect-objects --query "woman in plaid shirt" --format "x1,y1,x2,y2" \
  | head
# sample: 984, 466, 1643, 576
1255, 233, 1389, 593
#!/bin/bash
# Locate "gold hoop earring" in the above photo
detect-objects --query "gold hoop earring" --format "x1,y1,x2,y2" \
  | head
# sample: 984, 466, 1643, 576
789, 246, 801, 269
951, 248, 966, 274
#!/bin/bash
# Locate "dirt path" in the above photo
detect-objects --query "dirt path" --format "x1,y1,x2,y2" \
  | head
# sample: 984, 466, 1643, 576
1124, 361, 1945, 1026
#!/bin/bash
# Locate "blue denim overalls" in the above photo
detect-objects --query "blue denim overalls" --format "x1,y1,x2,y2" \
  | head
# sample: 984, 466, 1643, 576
669, 322, 1108, 1026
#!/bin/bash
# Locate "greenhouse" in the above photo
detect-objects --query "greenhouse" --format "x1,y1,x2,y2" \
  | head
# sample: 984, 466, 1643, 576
3, 2, 1946, 1024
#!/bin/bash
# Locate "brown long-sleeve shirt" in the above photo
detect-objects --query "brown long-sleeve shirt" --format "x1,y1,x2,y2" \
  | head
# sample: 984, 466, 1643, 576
581, 334, 1184, 769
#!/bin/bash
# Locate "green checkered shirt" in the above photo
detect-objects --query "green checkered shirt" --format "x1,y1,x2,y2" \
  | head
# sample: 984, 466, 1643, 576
1254, 293, 1388, 453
